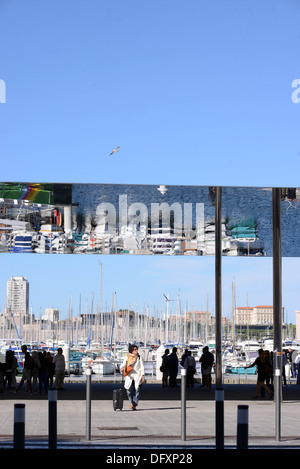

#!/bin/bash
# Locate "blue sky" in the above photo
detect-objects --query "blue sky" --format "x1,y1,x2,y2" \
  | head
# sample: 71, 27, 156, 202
0, 1, 300, 324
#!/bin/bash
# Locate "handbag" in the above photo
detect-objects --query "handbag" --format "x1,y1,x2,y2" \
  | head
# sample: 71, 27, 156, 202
123, 364, 133, 377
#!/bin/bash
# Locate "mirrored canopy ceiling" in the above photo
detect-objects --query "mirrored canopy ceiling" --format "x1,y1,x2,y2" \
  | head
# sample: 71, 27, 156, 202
0, 182, 299, 257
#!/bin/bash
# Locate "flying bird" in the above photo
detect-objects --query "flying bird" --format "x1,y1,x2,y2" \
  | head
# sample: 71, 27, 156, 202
109, 146, 120, 156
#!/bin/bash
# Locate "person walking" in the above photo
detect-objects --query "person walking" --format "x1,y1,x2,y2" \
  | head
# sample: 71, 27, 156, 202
287, 348, 297, 378
245, 348, 273, 399
15, 345, 33, 394
160, 348, 169, 387
31, 351, 39, 394
38, 351, 48, 394
180, 349, 189, 368
295, 351, 300, 384
120, 344, 145, 410
46, 352, 55, 388
264, 350, 273, 392
167, 347, 179, 388
282, 351, 287, 386
53, 348, 66, 390
184, 351, 196, 388
199, 346, 214, 389
5, 350, 17, 392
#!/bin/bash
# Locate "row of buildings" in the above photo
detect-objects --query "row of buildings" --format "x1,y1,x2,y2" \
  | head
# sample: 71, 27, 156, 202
2, 276, 289, 328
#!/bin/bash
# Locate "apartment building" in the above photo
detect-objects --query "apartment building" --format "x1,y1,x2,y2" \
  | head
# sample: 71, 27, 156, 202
6, 276, 29, 316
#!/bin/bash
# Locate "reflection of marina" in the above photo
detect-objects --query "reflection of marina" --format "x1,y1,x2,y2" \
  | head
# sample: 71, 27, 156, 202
1, 181, 300, 256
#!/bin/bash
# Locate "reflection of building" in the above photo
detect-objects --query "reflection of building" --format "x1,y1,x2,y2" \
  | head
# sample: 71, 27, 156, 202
6, 276, 29, 316
235, 305, 284, 326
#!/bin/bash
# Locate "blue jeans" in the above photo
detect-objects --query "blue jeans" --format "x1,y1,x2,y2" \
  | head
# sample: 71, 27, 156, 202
126, 381, 140, 408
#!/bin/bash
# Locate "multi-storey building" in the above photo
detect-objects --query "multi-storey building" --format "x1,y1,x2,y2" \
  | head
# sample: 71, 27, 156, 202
6, 276, 29, 316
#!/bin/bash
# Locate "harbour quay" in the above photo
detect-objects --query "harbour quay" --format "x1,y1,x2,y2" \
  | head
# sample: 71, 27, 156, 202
1, 381, 300, 450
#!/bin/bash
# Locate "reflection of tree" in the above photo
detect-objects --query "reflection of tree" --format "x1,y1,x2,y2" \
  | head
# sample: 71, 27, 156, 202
281, 188, 300, 212
281, 188, 296, 200
208, 187, 215, 206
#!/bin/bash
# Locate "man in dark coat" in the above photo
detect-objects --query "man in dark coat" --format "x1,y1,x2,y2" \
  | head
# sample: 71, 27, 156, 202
167, 347, 179, 387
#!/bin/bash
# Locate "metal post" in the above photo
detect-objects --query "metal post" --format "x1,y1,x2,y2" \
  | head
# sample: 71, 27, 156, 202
48, 388, 57, 450
86, 366, 92, 440
14, 403, 25, 449
215, 186, 222, 387
181, 368, 186, 441
237, 405, 248, 449
215, 387, 224, 449
272, 187, 282, 441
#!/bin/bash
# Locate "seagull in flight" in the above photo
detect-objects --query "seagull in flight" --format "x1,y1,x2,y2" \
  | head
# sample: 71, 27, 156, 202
109, 146, 120, 156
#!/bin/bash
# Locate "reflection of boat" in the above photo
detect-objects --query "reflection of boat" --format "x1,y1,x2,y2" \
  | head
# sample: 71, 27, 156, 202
10, 232, 33, 253
225, 219, 265, 257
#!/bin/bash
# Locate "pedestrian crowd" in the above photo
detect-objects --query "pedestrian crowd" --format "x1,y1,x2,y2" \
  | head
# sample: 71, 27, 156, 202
0, 345, 65, 395
160, 345, 300, 391
160, 345, 215, 389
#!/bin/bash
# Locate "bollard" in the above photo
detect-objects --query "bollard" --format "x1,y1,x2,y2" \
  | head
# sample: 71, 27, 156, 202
86, 366, 92, 440
215, 387, 224, 450
14, 403, 25, 449
237, 405, 248, 449
48, 388, 57, 450
181, 368, 186, 441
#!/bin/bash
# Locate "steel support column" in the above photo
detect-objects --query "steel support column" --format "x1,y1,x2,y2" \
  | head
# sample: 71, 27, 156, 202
272, 187, 282, 441
215, 186, 222, 387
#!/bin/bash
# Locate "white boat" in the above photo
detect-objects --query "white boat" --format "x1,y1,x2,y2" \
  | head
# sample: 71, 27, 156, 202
240, 339, 262, 357
90, 358, 116, 375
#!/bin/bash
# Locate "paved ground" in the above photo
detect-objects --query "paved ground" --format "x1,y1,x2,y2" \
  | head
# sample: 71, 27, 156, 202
1, 379, 300, 450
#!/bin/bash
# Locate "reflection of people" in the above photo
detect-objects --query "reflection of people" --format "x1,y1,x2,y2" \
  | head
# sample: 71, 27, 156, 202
53, 348, 65, 390
208, 187, 216, 206
120, 344, 145, 410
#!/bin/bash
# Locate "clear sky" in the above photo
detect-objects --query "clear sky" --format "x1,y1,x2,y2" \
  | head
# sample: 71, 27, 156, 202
0, 1, 300, 324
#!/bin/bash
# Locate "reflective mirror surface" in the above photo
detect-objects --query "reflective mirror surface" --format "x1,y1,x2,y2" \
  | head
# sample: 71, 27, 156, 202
0, 182, 299, 257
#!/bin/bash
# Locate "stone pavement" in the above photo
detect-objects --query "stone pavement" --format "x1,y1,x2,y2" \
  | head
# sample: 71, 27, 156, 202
1, 381, 300, 450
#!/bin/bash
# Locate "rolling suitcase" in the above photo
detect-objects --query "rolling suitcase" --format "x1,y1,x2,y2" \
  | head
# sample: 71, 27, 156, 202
113, 387, 124, 411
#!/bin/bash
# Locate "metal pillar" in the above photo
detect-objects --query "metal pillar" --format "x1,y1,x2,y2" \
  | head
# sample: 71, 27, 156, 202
48, 388, 57, 450
272, 187, 282, 441
86, 367, 92, 440
215, 187, 222, 387
181, 368, 186, 441
237, 405, 249, 449
14, 403, 25, 449
215, 387, 224, 449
